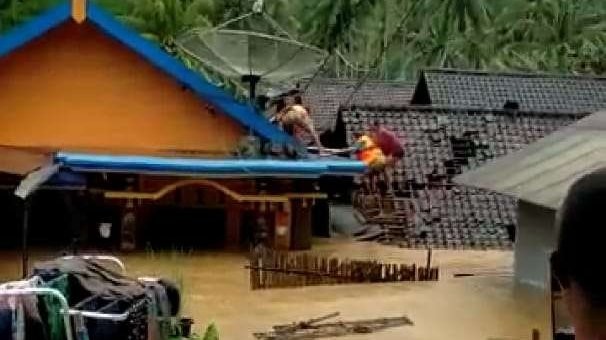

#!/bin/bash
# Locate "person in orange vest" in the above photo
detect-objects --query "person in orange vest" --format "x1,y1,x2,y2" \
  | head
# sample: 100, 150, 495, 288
349, 132, 387, 192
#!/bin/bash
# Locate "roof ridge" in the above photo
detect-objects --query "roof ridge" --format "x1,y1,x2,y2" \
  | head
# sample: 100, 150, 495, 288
339, 104, 589, 117
422, 68, 606, 81
302, 77, 417, 86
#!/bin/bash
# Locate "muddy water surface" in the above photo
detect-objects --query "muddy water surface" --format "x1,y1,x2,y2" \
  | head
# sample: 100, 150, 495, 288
0, 239, 550, 340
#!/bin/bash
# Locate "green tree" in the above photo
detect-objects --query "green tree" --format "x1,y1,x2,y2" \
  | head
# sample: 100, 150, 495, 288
4, 0, 606, 80
116, 0, 214, 52
0, 0, 61, 33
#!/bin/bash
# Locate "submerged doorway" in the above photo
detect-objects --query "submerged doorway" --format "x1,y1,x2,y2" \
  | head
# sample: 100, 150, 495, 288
143, 205, 227, 249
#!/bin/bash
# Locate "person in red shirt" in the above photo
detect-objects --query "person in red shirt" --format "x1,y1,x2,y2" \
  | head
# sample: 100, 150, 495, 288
369, 122, 405, 192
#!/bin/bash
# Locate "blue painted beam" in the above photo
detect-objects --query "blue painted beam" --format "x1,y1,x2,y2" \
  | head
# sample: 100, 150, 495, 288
55, 152, 366, 178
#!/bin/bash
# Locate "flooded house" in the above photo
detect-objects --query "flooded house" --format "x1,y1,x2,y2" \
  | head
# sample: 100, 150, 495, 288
455, 110, 606, 289
0, 0, 365, 251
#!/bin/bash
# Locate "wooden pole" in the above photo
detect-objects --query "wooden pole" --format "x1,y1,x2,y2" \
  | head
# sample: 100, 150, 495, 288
426, 246, 432, 278
21, 198, 31, 279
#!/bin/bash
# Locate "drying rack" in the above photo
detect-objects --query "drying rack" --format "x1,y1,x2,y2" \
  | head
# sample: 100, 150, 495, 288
0, 255, 154, 340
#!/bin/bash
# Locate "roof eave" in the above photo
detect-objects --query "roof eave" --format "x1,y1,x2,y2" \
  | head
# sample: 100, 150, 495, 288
0, 2, 71, 58
55, 152, 367, 178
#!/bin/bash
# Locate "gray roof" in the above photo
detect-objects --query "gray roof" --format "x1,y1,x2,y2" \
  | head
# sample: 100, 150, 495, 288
303, 78, 415, 131
340, 105, 584, 249
411, 69, 606, 114
454, 111, 606, 210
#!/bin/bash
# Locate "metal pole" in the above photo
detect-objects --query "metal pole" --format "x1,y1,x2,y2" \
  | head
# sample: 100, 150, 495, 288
21, 197, 30, 279
425, 246, 432, 278
249, 76, 257, 103
242, 74, 261, 106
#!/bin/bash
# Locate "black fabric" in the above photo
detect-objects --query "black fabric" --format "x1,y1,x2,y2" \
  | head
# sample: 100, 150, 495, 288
0, 297, 48, 340
32, 258, 180, 340
0, 307, 11, 339
158, 279, 180, 316
75, 296, 148, 340
33, 258, 147, 306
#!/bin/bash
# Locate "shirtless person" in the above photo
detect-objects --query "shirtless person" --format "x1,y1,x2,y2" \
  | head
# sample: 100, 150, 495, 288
270, 96, 324, 156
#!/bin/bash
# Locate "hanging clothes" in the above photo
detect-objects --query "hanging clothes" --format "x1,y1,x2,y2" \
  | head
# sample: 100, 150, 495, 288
0, 277, 48, 340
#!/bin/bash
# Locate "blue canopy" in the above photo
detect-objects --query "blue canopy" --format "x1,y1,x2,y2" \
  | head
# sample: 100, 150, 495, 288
55, 152, 366, 178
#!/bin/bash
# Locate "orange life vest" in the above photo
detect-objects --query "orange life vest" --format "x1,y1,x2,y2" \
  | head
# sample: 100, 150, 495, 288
356, 135, 385, 167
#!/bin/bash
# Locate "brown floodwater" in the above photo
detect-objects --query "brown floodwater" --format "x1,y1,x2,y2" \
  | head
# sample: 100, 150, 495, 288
0, 238, 551, 340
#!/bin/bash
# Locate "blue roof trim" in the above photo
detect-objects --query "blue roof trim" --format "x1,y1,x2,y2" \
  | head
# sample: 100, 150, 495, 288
318, 160, 368, 176
55, 152, 366, 178
0, 2, 71, 58
86, 3, 293, 144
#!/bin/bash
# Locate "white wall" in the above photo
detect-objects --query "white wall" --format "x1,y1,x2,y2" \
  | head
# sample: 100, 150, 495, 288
515, 200, 557, 289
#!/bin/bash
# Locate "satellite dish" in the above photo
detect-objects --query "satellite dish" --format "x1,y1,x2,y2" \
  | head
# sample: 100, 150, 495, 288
177, 0, 328, 102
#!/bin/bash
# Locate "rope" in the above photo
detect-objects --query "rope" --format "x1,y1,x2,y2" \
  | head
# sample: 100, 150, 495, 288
300, 54, 332, 95
342, 3, 419, 109
211, 12, 254, 31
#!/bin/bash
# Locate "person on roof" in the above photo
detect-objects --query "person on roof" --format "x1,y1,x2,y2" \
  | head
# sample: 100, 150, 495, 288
348, 132, 387, 193
270, 95, 325, 155
369, 122, 404, 193
370, 121, 405, 166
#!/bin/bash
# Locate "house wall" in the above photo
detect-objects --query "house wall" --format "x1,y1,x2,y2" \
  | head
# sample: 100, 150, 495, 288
0, 21, 243, 155
515, 200, 557, 289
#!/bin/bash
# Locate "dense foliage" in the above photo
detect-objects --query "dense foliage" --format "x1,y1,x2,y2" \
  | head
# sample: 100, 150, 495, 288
3, 0, 606, 81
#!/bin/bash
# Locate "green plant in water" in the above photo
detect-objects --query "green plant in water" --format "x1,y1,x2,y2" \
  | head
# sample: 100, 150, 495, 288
169, 248, 188, 303
202, 323, 219, 340
167, 323, 219, 340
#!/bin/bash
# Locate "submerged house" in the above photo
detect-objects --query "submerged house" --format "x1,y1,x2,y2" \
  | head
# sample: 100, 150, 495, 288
454, 110, 606, 288
0, 0, 365, 250
322, 69, 601, 250
338, 105, 583, 250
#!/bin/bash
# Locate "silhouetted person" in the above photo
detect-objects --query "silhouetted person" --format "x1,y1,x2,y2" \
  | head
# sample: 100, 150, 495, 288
552, 168, 606, 340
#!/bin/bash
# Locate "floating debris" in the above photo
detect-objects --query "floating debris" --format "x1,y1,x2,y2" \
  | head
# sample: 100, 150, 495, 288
253, 313, 413, 339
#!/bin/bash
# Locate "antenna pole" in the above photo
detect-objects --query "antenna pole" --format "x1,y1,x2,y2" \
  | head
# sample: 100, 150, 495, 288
242, 74, 261, 105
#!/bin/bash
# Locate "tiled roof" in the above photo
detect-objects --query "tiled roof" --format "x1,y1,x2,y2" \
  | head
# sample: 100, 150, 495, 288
455, 110, 606, 210
411, 69, 606, 114
302, 78, 416, 132
342, 105, 585, 249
